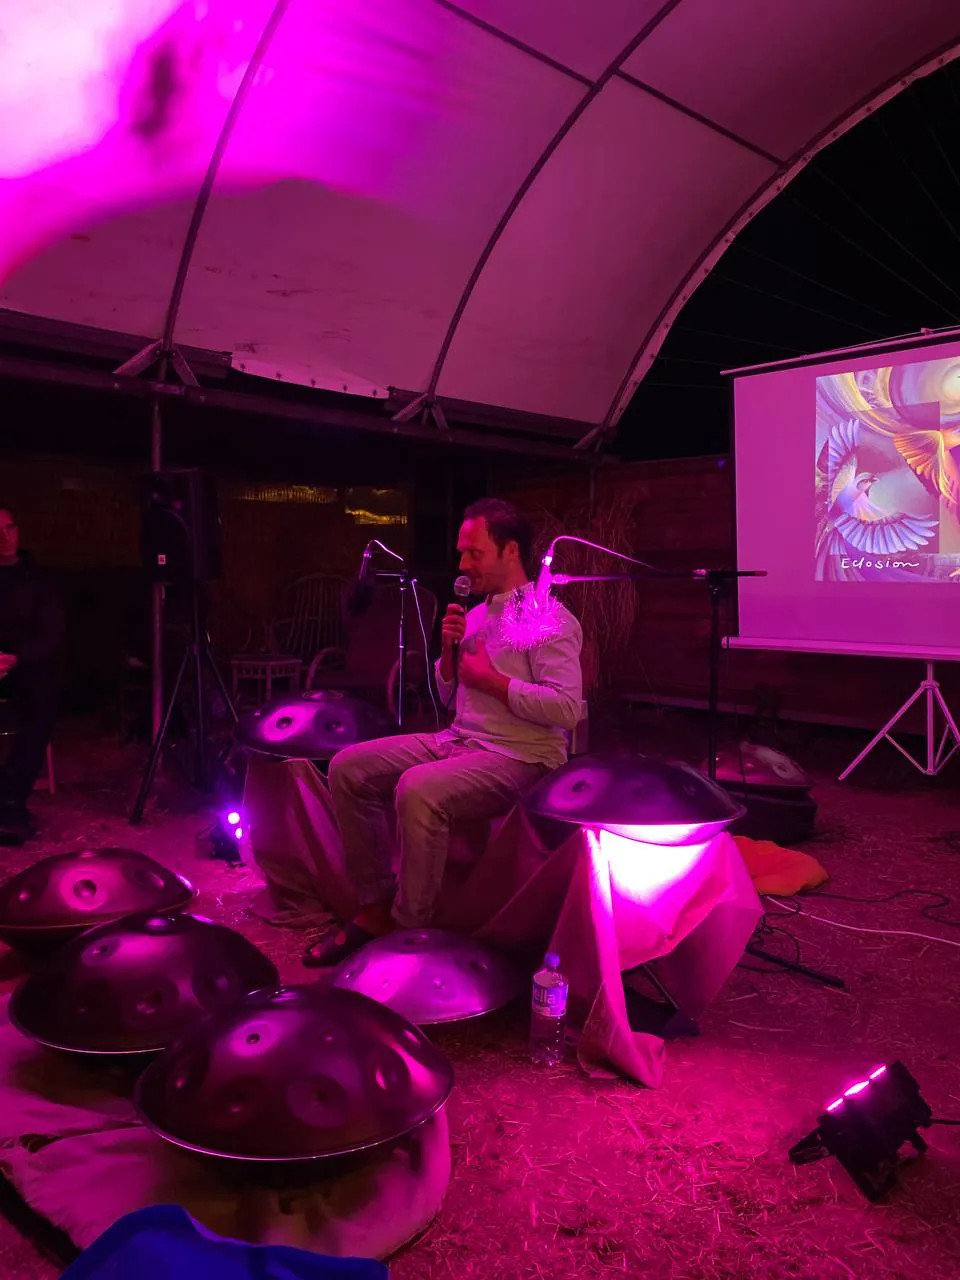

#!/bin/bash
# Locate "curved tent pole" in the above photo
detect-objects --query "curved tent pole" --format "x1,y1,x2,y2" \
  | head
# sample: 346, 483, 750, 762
579, 36, 960, 452
118, 0, 293, 739
393, 0, 686, 435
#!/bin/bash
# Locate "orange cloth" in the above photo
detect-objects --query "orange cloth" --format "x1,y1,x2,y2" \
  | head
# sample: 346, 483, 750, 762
733, 835, 828, 896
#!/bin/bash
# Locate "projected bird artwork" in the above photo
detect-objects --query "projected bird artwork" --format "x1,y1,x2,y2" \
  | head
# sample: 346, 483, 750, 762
816, 357, 960, 582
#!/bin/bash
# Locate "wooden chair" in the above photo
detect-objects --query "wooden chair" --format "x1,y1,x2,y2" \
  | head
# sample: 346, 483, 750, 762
306, 582, 438, 718
230, 575, 345, 704
269, 574, 347, 664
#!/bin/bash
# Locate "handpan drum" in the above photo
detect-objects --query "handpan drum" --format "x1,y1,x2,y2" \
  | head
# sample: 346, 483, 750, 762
0, 848, 195, 952
9, 912, 279, 1056
524, 750, 745, 843
135, 984, 454, 1162
330, 928, 524, 1026
234, 690, 395, 761
710, 743, 811, 793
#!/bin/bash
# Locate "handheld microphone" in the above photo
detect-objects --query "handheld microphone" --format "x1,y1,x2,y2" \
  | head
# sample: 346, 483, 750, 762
452, 575, 471, 656
446, 574, 470, 666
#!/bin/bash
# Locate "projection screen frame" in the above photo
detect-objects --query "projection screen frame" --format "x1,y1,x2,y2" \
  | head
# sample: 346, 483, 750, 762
724, 329, 960, 777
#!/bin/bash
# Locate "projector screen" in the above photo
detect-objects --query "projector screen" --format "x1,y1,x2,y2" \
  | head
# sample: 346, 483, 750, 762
732, 333, 960, 656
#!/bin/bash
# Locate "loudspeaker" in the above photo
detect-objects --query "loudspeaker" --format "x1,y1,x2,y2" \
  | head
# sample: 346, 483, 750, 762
140, 469, 222, 584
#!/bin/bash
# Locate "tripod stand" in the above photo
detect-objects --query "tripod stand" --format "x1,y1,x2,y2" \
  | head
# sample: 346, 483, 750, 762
131, 584, 237, 824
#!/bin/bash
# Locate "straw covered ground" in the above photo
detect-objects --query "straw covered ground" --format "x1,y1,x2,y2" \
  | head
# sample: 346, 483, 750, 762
0, 718, 958, 1278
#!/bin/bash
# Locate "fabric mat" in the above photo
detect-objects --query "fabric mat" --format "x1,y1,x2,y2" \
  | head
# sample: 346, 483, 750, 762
63, 1204, 386, 1279
0, 1004, 450, 1258
733, 835, 829, 895
245, 759, 764, 1088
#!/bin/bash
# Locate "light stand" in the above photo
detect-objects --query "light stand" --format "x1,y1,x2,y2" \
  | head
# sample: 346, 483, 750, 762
838, 660, 960, 780
541, 546, 842, 990
131, 584, 237, 824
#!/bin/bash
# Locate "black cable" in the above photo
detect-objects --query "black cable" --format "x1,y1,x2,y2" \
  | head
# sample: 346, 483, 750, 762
928, 830, 960, 853
739, 915, 803, 973
794, 180, 960, 317
806, 887, 960, 931
670, 323, 806, 355
727, 239, 901, 325
932, 1118, 960, 1127
868, 113, 960, 252
711, 270, 882, 335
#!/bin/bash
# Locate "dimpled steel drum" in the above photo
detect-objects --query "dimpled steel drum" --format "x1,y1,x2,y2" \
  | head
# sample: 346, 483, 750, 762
710, 744, 811, 792
0, 848, 195, 952
330, 928, 523, 1026
134, 984, 454, 1162
9, 912, 279, 1056
235, 691, 395, 761
524, 750, 745, 844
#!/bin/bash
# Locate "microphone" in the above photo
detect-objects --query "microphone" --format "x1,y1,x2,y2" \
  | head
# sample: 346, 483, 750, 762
451, 574, 471, 659
347, 542, 376, 616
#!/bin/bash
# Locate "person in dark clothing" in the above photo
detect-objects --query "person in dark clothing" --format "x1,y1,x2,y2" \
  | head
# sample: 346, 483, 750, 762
0, 507, 65, 845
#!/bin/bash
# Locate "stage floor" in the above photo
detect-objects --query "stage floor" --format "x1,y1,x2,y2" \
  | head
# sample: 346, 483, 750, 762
2, 720, 959, 1279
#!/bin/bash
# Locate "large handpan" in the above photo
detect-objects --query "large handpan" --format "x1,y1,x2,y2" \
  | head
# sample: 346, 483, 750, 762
9, 912, 279, 1056
0, 849, 195, 951
330, 928, 523, 1026
235, 690, 395, 761
135, 984, 454, 1162
524, 750, 745, 844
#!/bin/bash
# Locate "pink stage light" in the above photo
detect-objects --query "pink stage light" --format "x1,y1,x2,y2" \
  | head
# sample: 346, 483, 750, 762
869, 1065, 888, 1080
226, 810, 241, 826
844, 1080, 870, 1098
825, 1098, 844, 1112
597, 828, 713, 907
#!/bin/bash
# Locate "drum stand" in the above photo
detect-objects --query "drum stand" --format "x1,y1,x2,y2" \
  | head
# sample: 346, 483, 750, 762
131, 585, 237, 824
839, 661, 960, 780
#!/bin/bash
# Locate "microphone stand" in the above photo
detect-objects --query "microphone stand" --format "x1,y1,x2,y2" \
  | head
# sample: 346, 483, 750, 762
358, 541, 418, 731
547, 561, 843, 991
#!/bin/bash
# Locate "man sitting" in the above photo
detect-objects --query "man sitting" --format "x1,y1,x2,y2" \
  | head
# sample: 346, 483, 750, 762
0, 506, 65, 846
304, 498, 582, 966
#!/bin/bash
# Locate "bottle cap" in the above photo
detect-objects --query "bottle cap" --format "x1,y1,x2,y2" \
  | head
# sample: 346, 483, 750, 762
544, 952, 560, 969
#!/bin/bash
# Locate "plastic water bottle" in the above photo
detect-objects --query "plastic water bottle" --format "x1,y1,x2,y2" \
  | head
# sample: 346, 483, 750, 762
529, 952, 568, 1066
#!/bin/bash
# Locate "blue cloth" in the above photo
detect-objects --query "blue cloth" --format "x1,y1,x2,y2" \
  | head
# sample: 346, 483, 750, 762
62, 1204, 388, 1280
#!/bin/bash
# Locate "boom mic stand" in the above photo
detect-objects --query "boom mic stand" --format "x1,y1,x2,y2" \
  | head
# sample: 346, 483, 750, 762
544, 554, 843, 990
355, 540, 420, 730
131, 582, 237, 824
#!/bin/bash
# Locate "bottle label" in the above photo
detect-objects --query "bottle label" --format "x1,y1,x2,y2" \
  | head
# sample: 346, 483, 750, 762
533, 982, 567, 1016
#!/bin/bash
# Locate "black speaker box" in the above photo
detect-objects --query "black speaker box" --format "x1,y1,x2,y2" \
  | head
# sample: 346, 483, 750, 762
720, 783, 818, 845
140, 469, 222, 584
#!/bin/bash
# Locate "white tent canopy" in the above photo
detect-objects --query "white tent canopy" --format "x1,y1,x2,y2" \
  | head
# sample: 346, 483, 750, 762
2, 0, 958, 446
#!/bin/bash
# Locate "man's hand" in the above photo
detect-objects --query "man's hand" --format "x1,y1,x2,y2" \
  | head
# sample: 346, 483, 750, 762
0, 653, 16, 681
458, 638, 510, 703
438, 603, 466, 683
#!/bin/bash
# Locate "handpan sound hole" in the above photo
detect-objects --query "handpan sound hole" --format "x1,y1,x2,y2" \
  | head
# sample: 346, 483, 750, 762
277, 716, 293, 730
73, 879, 97, 900
136, 990, 165, 1016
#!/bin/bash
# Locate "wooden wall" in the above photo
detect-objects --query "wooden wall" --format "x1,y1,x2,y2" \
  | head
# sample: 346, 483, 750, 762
1, 453, 408, 695
504, 456, 960, 732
